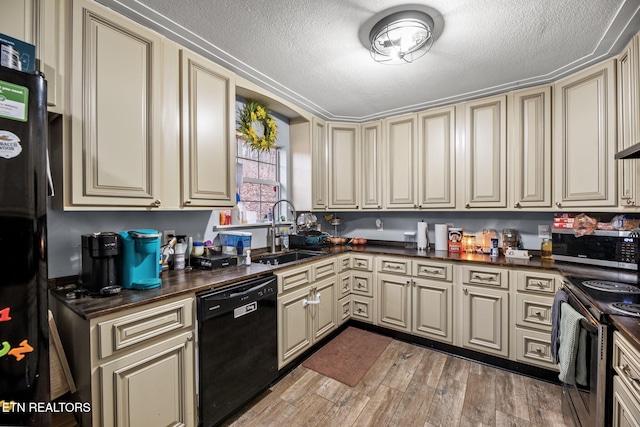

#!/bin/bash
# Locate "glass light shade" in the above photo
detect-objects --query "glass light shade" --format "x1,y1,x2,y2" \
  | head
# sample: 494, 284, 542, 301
369, 11, 434, 64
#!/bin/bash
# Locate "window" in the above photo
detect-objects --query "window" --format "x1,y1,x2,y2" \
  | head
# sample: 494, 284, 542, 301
236, 138, 280, 220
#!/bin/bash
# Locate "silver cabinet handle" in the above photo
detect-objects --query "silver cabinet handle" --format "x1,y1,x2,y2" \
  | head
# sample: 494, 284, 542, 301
463, 288, 468, 294
627, 199, 636, 206
184, 200, 192, 205
535, 347, 542, 353
423, 268, 442, 275
514, 202, 522, 208
153, 199, 162, 206
555, 202, 562, 208
186, 334, 193, 342
623, 364, 640, 388
465, 203, 471, 209
535, 311, 542, 317
302, 292, 321, 308
472, 273, 495, 282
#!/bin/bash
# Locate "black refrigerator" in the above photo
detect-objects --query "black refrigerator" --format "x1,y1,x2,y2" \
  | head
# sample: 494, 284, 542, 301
0, 66, 50, 426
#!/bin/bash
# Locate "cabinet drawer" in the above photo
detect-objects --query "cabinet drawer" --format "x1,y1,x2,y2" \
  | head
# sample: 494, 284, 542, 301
351, 254, 374, 271
413, 260, 452, 282
338, 272, 351, 298
351, 271, 374, 297
97, 298, 193, 359
514, 270, 559, 294
462, 265, 507, 289
337, 254, 351, 272
351, 296, 374, 323
613, 375, 640, 427
277, 265, 312, 294
514, 327, 557, 370
313, 258, 337, 281
377, 256, 411, 275
515, 294, 553, 331
613, 332, 640, 403
338, 295, 351, 325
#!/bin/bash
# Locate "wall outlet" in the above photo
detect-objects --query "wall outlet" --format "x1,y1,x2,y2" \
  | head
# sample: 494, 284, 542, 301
538, 225, 550, 239
163, 230, 175, 245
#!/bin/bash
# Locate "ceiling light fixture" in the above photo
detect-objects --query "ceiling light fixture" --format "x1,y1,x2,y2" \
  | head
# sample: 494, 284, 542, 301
369, 10, 435, 65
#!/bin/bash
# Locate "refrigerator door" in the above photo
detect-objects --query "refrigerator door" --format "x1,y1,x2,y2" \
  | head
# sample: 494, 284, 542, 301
0, 67, 49, 426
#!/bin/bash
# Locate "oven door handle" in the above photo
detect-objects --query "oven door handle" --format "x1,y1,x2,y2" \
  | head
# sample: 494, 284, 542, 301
579, 318, 598, 334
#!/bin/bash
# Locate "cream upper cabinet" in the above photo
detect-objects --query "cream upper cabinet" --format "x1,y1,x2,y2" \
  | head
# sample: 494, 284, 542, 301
417, 106, 456, 209
462, 95, 508, 209
361, 121, 383, 209
1, 0, 37, 44
553, 59, 617, 208
617, 36, 640, 208
311, 117, 328, 210
180, 49, 235, 208
509, 86, 552, 209
68, 0, 163, 208
384, 114, 418, 209
327, 123, 360, 209
39, 0, 68, 113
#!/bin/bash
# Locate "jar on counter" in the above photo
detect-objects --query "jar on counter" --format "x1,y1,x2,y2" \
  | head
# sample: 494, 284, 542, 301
541, 238, 553, 259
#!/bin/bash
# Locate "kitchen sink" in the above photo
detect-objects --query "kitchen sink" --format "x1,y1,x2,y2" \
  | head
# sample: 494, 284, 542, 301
254, 250, 324, 266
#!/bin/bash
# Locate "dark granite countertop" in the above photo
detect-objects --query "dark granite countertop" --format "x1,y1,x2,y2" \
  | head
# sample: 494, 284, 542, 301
610, 315, 640, 351
50, 243, 639, 321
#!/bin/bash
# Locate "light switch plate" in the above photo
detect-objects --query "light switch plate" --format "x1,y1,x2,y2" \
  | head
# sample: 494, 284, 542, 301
538, 225, 550, 239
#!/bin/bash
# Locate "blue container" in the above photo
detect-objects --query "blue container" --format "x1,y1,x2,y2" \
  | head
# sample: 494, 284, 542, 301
119, 229, 162, 290
220, 232, 251, 255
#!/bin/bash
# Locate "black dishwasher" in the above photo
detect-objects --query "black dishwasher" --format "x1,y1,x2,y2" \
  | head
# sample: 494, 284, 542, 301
197, 274, 278, 426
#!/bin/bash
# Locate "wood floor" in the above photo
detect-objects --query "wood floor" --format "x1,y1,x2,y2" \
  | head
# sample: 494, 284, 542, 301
223, 338, 575, 427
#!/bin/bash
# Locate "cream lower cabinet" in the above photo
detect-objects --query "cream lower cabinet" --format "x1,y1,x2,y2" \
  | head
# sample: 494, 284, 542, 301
376, 256, 412, 332
412, 259, 454, 344
612, 332, 640, 427
277, 258, 338, 369
51, 295, 196, 427
509, 269, 560, 370
459, 265, 509, 357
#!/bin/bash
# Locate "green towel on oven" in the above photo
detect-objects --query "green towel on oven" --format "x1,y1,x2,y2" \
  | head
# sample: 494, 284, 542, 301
558, 302, 587, 386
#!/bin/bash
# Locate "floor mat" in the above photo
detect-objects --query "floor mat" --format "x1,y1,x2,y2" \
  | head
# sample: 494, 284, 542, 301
302, 327, 392, 387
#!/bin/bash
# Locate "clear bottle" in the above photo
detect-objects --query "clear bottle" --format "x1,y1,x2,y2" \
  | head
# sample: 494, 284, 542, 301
541, 238, 553, 259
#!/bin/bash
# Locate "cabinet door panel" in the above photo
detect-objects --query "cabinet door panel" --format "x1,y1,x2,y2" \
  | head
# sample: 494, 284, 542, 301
413, 279, 452, 343
313, 278, 337, 341
312, 118, 328, 209
278, 287, 312, 368
617, 38, 639, 207
462, 286, 508, 357
418, 106, 456, 208
71, 0, 162, 206
181, 50, 235, 206
377, 274, 411, 332
464, 96, 507, 208
99, 331, 195, 427
361, 121, 383, 209
385, 115, 417, 208
554, 60, 616, 207
511, 86, 552, 208
1, 0, 36, 44
328, 123, 359, 209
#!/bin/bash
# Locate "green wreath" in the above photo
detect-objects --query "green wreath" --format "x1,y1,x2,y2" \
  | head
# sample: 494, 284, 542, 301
237, 99, 277, 151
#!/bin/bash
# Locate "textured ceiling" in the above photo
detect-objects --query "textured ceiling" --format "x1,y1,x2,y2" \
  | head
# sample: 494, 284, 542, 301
100, 0, 640, 122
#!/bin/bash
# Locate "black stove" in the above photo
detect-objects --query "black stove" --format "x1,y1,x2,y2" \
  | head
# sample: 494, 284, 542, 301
564, 275, 640, 319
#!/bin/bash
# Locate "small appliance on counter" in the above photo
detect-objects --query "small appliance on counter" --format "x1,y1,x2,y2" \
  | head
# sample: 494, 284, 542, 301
192, 254, 238, 270
552, 228, 639, 270
81, 232, 122, 295
119, 229, 162, 289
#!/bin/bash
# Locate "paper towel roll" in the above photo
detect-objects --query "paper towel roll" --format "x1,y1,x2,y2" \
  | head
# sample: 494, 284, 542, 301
417, 222, 428, 250
435, 224, 448, 251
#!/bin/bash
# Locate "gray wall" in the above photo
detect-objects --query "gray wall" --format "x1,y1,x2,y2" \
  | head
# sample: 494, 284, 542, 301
315, 211, 555, 251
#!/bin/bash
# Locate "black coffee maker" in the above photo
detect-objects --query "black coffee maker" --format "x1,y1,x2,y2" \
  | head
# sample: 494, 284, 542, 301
81, 232, 122, 295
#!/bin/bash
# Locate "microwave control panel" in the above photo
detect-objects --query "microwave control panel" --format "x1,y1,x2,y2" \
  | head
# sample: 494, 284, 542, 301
617, 237, 639, 263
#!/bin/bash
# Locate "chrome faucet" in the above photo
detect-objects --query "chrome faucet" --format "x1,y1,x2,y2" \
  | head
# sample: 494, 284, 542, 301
271, 199, 297, 252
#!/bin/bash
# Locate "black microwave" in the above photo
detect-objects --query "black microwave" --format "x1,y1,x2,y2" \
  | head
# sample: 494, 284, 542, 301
552, 229, 639, 270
